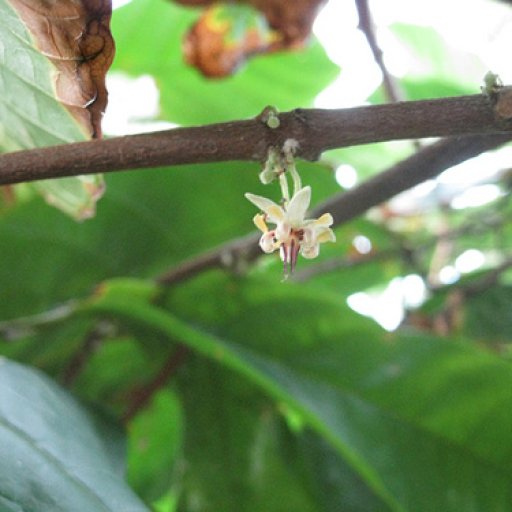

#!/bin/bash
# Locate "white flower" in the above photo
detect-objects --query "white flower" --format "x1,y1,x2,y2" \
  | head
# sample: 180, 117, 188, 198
245, 186, 336, 274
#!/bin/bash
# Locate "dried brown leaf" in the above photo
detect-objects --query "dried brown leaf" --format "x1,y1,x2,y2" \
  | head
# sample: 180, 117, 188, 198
175, 0, 326, 77
249, 0, 327, 44
183, 6, 278, 77
8, 0, 115, 138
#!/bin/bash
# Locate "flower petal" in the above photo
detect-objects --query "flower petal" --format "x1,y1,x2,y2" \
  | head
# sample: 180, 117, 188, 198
317, 227, 336, 243
266, 205, 286, 224
301, 243, 320, 259
253, 213, 268, 233
285, 186, 311, 226
260, 231, 277, 253
245, 193, 285, 223
304, 213, 333, 228
315, 212, 334, 227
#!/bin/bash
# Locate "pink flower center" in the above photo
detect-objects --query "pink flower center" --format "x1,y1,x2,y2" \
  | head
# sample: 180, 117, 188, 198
280, 228, 304, 276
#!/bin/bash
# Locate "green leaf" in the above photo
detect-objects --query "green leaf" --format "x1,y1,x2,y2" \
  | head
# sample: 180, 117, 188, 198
0, 0, 104, 219
112, 0, 339, 125
127, 390, 183, 505
370, 77, 475, 103
89, 274, 512, 511
323, 141, 413, 180
464, 285, 512, 342
71, 335, 167, 414
297, 431, 391, 512
0, 160, 336, 320
0, 316, 93, 377
175, 356, 319, 512
0, 358, 148, 511
390, 23, 485, 88
33, 174, 106, 221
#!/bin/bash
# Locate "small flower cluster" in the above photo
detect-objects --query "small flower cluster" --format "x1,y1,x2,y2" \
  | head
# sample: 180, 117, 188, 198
245, 140, 336, 277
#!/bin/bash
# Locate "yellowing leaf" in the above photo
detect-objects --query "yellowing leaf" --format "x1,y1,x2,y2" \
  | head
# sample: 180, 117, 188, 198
174, 0, 327, 77
7, 0, 115, 138
1, 0, 114, 218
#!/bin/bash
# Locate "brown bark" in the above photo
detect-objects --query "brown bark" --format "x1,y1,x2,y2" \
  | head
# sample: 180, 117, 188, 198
1, 90, 512, 186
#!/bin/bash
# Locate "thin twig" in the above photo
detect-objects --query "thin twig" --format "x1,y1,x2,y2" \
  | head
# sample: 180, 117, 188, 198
60, 321, 112, 387
122, 344, 189, 422
355, 0, 404, 103
1, 91, 512, 185
0, 300, 78, 340
318, 134, 512, 223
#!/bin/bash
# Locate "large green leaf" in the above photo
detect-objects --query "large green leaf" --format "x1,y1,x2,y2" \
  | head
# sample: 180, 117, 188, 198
0, 159, 337, 320
390, 24, 485, 89
368, 23, 482, 105
0, 0, 104, 219
112, 0, 339, 125
0, 358, 148, 511
175, 356, 319, 512
71, 337, 162, 413
88, 274, 512, 511
464, 285, 512, 342
127, 389, 183, 505
297, 431, 391, 512
0, 316, 93, 378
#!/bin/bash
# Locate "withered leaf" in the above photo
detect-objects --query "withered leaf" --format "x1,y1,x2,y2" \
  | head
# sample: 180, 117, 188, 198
249, 0, 327, 44
174, 0, 326, 77
7, 0, 115, 138
183, 5, 278, 78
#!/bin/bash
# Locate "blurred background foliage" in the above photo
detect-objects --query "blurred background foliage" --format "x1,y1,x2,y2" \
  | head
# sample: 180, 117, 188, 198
1, 0, 512, 510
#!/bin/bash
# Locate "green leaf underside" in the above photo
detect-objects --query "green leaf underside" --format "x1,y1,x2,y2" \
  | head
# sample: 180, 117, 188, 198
0, 0, 104, 219
0, 358, 148, 511
88, 274, 512, 511
112, 0, 339, 125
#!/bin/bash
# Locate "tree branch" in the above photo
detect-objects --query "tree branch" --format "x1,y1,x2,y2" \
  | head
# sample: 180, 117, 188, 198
1, 90, 512, 186
157, 133, 512, 285
316, 133, 512, 224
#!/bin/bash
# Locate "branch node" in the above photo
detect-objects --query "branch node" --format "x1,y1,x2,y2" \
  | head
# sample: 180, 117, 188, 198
258, 105, 281, 129
481, 71, 503, 99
